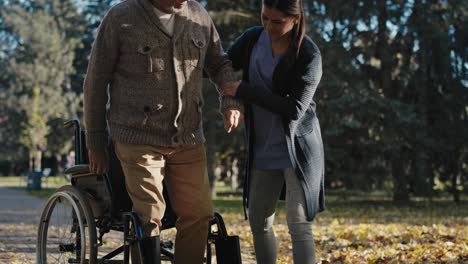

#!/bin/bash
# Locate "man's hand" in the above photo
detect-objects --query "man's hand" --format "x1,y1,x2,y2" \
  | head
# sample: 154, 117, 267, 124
222, 81, 241, 97
88, 149, 109, 175
223, 107, 244, 133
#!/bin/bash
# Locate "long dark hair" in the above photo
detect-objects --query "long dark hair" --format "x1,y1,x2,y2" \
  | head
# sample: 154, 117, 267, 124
263, 0, 306, 57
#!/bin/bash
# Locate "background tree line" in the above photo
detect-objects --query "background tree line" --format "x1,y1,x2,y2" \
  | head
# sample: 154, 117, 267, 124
0, 0, 466, 202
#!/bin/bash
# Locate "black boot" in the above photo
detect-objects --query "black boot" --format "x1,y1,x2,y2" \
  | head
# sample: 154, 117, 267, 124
140, 236, 161, 264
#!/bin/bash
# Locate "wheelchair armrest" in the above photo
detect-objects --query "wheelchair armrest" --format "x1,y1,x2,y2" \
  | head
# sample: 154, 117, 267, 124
64, 164, 91, 176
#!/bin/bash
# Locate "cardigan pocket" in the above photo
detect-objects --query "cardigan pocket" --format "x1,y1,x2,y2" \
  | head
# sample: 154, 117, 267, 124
296, 122, 314, 136
136, 43, 166, 79
141, 103, 165, 127
295, 111, 315, 136
296, 117, 320, 165
187, 34, 206, 68
296, 106, 318, 136
296, 129, 319, 165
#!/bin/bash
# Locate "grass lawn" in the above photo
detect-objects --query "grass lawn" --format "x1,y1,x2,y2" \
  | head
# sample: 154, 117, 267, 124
0, 176, 68, 199
213, 185, 468, 263
1, 176, 467, 263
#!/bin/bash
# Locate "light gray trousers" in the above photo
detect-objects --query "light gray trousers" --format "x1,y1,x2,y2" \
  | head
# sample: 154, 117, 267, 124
248, 168, 316, 264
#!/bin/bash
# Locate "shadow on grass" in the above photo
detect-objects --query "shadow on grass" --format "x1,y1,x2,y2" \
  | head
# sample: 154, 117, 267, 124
14, 182, 468, 225
321, 199, 468, 224
213, 198, 244, 214
213, 193, 468, 225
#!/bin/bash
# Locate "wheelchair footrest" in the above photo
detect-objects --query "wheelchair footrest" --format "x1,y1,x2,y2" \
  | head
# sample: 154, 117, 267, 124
210, 212, 242, 264
215, 235, 242, 264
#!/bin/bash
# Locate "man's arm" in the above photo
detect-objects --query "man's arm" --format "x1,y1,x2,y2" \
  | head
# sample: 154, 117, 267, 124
83, 11, 119, 151
226, 26, 262, 71
202, 15, 244, 114
83, 11, 120, 174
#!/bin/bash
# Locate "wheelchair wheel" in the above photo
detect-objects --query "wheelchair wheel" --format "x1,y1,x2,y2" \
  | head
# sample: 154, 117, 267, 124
37, 185, 97, 264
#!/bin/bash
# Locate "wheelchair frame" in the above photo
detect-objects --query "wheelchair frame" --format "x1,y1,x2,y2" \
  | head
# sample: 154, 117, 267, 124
36, 120, 242, 264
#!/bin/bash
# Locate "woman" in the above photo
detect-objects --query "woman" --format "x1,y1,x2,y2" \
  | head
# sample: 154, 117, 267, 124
222, 0, 325, 263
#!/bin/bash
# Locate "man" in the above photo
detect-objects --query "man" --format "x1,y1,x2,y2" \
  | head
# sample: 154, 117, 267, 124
83, 0, 242, 263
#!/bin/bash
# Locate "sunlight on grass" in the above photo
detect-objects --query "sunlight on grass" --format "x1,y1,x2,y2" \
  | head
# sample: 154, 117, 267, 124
0, 176, 69, 199
212, 183, 468, 263
2, 178, 466, 263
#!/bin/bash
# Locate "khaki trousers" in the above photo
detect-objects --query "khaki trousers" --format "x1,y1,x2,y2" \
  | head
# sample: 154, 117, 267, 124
114, 142, 214, 264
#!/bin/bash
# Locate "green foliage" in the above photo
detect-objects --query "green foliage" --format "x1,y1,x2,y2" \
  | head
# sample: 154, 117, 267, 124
0, 0, 466, 198
1, 0, 83, 170
20, 86, 48, 154
307, 0, 467, 200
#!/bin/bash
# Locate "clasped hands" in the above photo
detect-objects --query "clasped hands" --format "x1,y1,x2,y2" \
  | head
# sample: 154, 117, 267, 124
222, 81, 243, 133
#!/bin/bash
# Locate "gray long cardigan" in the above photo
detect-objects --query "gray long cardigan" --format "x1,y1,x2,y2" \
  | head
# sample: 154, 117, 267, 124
227, 27, 326, 221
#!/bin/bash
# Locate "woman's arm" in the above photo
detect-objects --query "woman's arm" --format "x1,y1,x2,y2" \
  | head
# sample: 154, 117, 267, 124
226, 32, 248, 71
226, 27, 262, 71
236, 52, 322, 120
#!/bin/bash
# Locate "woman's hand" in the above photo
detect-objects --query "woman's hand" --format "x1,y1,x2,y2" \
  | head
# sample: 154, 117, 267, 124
221, 81, 241, 97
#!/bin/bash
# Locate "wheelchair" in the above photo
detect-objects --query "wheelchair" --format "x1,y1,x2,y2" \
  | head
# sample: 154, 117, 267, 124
36, 120, 242, 264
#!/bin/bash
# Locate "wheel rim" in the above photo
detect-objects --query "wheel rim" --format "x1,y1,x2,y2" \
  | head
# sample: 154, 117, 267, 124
38, 191, 86, 264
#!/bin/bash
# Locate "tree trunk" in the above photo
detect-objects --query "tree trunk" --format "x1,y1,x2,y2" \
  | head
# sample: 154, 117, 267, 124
206, 123, 217, 199
392, 157, 409, 202
29, 149, 42, 172
231, 157, 239, 191
29, 153, 33, 173
35, 150, 42, 172
413, 151, 432, 197
225, 156, 232, 188
452, 173, 460, 203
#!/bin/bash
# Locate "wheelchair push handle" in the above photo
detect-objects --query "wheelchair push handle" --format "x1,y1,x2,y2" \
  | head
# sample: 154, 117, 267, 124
63, 119, 80, 130
63, 119, 87, 165
213, 212, 229, 238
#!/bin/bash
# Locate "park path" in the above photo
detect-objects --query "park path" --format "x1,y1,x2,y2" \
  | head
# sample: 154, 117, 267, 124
0, 187, 124, 264
0, 187, 45, 263
0, 186, 255, 264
